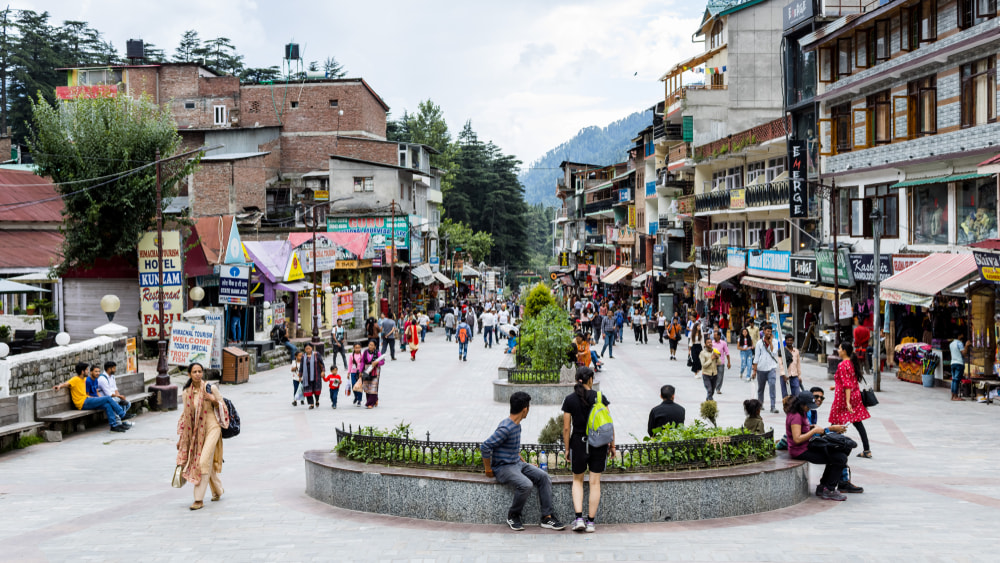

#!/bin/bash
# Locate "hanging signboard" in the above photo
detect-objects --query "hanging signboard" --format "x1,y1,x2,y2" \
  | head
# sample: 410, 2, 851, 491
815, 248, 855, 286
219, 265, 251, 305
790, 256, 818, 282
727, 247, 747, 269
747, 250, 791, 280
203, 308, 224, 370
837, 297, 853, 320
973, 251, 1000, 283
730, 188, 746, 210
272, 301, 286, 327
137, 231, 184, 340
167, 321, 215, 366
788, 140, 807, 218
848, 253, 893, 283
327, 216, 409, 249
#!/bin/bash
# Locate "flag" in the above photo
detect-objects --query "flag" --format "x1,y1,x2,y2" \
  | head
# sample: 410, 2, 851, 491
722, 65, 727, 72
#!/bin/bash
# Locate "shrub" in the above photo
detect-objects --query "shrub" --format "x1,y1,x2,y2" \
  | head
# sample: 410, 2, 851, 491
0, 325, 10, 341
524, 284, 556, 319
519, 304, 574, 371
700, 400, 718, 427
537, 416, 564, 445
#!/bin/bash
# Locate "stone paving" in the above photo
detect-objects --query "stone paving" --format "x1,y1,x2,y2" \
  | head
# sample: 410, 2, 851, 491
1, 325, 999, 561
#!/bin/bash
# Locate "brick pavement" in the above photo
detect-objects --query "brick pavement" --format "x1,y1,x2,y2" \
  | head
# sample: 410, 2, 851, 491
1, 326, 998, 561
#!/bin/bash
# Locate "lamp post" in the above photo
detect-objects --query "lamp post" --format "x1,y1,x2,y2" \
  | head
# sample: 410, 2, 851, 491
871, 202, 883, 392
299, 202, 323, 354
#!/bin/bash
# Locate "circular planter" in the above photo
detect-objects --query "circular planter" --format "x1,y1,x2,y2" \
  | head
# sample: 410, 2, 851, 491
304, 451, 809, 524
493, 379, 600, 404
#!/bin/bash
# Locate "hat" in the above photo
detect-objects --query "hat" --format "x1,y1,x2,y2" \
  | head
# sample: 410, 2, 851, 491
796, 390, 818, 410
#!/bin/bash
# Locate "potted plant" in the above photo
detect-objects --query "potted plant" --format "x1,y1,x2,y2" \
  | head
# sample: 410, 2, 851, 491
34, 329, 49, 342
0, 325, 10, 342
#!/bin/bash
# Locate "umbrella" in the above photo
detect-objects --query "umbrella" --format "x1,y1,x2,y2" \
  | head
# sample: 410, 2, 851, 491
0, 279, 49, 293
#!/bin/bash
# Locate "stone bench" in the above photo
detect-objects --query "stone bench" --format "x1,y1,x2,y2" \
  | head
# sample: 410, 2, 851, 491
34, 373, 150, 432
0, 396, 43, 445
304, 451, 809, 524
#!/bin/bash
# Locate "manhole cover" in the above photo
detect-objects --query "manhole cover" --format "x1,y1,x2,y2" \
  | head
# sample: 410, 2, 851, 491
102, 438, 174, 446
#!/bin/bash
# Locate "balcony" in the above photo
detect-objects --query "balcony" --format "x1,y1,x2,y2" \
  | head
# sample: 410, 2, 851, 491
584, 199, 614, 215
585, 234, 607, 245
694, 116, 789, 160
261, 204, 297, 227
555, 207, 568, 222
668, 143, 689, 165
654, 123, 684, 141
667, 84, 727, 112
694, 181, 790, 214
695, 247, 727, 270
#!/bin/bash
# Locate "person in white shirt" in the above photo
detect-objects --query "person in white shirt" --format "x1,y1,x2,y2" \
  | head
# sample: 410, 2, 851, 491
480, 309, 496, 348
752, 325, 782, 413
418, 312, 431, 342
97, 361, 132, 416
631, 309, 646, 344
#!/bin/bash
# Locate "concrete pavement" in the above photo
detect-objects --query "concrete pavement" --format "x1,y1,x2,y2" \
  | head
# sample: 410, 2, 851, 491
1, 325, 998, 561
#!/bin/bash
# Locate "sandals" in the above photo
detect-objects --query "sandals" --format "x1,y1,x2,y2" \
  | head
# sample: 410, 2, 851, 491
212, 489, 224, 502
857, 450, 872, 459
189, 501, 204, 510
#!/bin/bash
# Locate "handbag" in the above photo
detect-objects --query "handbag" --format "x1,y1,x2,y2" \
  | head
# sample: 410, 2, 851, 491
809, 431, 857, 454
172, 465, 186, 488
860, 377, 879, 408
353, 379, 363, 392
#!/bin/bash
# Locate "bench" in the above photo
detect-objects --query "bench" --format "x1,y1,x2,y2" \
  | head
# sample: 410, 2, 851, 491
0, 396, 43, 442
34, 372, 151, 432
116, 372, 153, 406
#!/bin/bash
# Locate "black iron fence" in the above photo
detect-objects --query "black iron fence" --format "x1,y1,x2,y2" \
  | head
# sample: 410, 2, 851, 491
335, 427, 775, 474
506, 368, 561, 384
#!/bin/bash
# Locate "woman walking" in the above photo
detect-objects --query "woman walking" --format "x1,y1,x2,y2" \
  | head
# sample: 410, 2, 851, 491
561, 367, 614, 533
656, 310, 666, 344
365, 316, 380, 348
830, 343, 873, 459
666, 315, 682, 360
299, 343, 325, 409
737, 327, 754, 381
689, 318, 703, 378
346, 343, 364, 407
405, 314, 421, 361
176, 362, 229, 510
361, 340, 384, 408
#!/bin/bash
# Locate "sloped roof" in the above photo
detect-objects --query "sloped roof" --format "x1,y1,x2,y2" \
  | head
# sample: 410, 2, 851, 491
0, 231, 63, 268
0, 170, 63, 223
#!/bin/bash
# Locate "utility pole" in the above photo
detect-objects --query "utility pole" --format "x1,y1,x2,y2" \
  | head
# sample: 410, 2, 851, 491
871, 200, 883, 392
832, 180, 840, 348
390, 199, 396, 318
149, 148, 176, 410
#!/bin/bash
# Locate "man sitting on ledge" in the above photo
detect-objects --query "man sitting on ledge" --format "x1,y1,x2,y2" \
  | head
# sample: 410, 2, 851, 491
647, 384, 685, 436
481, 391, 565, 532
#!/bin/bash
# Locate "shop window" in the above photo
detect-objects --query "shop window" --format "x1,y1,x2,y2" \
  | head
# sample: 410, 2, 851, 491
836, 37, 853, 79
960, 57, 996, 128
353, 176, 374, 192
832, 103, 852, 154
837, 188, 851, 235
903, 76, 937, 139
912, 183, 949, 244
957, 178, 998, 244
866, 90, 892, 147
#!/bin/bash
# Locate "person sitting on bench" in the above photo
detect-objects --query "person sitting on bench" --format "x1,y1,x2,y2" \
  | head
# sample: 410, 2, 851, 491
53, 362, 131, 433
97, 361, 134, 420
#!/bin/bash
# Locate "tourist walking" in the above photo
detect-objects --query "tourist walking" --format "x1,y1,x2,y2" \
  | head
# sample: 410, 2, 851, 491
330, 318, 348, 370
699, 343, 721, 401
361, 340, 384, 408
782, 335, 803, 397
710, 329, 730, 395
614, 308, 624, 343
379, 312, 398, 360
346, 343, 364, 407
785, 391, 855, 501
444, 308, 456, 341
631, 308, 645, 344
176, 362, 229, 510
418, 311, 430, 342
365, 316, 380, 348
737, 327, 754, 381
752, 325, 781, 413
599, 312, 616, 358
561, 367, 614, 533
666, 316, 682, 360
291, 351, 304, 406
950, 335, 968, 401
323, 367, 341, 409
481, 308, 495, 348
299, 343, 325, 409
405, 314, 421, 361
830, 343, 873, 459
456, 318, 471, 361
689, 318, 703, 378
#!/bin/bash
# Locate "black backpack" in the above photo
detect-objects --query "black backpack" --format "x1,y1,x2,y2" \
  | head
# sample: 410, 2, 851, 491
207, 384, 240, 439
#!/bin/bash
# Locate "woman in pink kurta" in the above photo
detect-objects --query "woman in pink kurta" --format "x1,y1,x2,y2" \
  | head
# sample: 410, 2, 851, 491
829, 343, 872, 458
176, 362, 230, 510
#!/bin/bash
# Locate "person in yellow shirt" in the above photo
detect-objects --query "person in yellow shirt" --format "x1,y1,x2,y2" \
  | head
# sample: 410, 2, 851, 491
53, 362, 131, 433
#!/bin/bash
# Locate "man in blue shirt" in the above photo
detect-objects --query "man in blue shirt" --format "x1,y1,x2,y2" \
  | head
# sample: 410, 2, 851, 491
481, 392, 565, 532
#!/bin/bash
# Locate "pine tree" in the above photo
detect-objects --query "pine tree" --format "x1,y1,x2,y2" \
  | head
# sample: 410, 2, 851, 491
8, 10, 64, 143
140, 42, 167, 62
173, 29, 201, 62
323, 56, 346, 78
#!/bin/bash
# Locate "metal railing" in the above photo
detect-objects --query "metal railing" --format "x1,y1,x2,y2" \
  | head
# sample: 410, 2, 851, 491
335, 427, 776, 474
694, 180, 790, 213
584, 200, 613, 215
507, 368, 561, 384
695, 116, 789, 160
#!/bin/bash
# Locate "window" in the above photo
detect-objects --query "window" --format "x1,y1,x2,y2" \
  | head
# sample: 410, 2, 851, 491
836, 187, 851, 236
711, 72, 724, 88
728, 223, 744, 247
979, 0, 998, 19
353, 176, 374, 192
837, 37, 853, 79
906, 76, 937, 138
399, 144, 408, 167
710, 21, 724, 49
213, 105, 227, 125
855, 28, 870, 69
248, 100, 260, 113
958, 178, 998, 244
866, 90, 891, 146
747, 161, 765, 184
920, 0, 937, 42
329, 99, 339, 107
873, 20, 890, 63
747, 221, 785, 248
265, 187, 291, 214
765, 157, 786, 182
77, 68, 122, 86
899, 8, 914, 51
832, 103, 852, 154
725, 166, 743, 190
712, 170, 726, 190
912, 183, 949, 244
184, 101, 195, 110
960, 0, 976, 29
708, 222, 728, 246
400, 183, 406, 200
961, 57, 996, 127
849, 188, 894, 239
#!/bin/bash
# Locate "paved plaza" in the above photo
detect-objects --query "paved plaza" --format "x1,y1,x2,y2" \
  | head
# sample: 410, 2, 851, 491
1, 327, 998, 562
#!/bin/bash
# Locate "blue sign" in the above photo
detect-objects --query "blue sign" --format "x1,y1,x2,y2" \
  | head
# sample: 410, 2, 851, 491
219, 265, 251, 305
618, 188, 631, 203
139, 271, 183, 287
645, 181, 656, 198
747, 250, 791, 280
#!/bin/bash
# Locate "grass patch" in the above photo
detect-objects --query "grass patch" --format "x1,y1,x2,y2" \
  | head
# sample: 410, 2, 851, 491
15, 435, 45, 449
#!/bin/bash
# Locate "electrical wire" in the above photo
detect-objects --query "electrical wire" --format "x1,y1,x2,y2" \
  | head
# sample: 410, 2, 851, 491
0, 161, 158, 212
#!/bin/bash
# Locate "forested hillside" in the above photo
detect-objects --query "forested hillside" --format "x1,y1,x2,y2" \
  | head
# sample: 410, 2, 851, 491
519, 109, 653, 206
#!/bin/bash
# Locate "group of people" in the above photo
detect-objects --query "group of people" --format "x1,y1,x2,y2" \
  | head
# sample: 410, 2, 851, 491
289, 340, 386, 410
52, 361, 134, 433
441, 300, 519, 361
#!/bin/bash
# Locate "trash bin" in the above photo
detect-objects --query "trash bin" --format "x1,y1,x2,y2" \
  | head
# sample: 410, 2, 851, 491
222, 347, 250, 384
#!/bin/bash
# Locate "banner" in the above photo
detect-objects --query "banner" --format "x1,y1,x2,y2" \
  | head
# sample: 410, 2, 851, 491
788, 140, 807, 218
327, 216, 409, 250
167, 321, 216, 366
137, 231, 183, 340
272, 301, 286, 327
337, 290, 354, 317
727, 247, 747, 269
126, 338, 138, 374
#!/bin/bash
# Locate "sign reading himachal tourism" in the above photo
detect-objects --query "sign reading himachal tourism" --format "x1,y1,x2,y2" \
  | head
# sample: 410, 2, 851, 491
137, 231, 183, 340
788, 140, 807, 218
748, 250, 791, 280
973, 251, 1000, 283
167, 321, 216, 366
790, 256, 818, 282
849, 253, 893, 283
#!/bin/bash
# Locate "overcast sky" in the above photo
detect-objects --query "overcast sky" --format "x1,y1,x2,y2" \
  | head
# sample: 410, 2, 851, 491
24, 0, 705, 166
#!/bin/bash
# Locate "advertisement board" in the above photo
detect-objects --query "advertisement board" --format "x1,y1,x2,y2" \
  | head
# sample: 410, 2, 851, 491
790, 256, 818, 282
849, 253, 893, 283
747, 250, 791, 280
219, 265, 251, 305
788, 140, 808, 218
137, 231, 183, 340
327, 216, 409, 250
167, 321, 216, 366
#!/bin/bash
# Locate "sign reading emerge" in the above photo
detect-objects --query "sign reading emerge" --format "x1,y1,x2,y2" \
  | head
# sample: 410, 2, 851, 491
167, 321, 215, 366
974, 251, 1000, 284
815, 248, 855, 286
748, 250, 791, 280
788, 140, 807, 218
849, 253, 893, 283
327, 216, 409, 250
790, 256, 818, 282
138, 231, 183, 340
219, 265, 251, 305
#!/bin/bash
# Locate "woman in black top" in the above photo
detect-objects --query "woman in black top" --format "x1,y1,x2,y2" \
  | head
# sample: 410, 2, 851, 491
365, 317, 380, 348
561, 367, 615, 533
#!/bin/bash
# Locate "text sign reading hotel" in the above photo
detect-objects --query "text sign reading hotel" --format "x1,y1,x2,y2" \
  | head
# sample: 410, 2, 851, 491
788, 140, 807, 218
748, 250, 791, 280
137, 231, 183, 340
974, 251, 1000, 284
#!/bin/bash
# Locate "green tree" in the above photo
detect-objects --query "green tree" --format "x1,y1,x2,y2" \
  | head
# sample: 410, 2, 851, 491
519, 303, 573, 370
8, 10, 64, 143
140, 42, 167, 63
27, 94, 201, 274
0, 7, 13, 133
173, 29, 201, 62
386, 110, 411, 143
439, 218, 493, 264
524, 283, 557, 319
200, 37, 243, 75
323, 56, 346, 78
240, 66, 281, 83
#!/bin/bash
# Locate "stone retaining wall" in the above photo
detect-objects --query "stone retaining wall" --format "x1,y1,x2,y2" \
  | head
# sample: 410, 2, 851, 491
304, 451, 809, 524
0, 337, 126, 397
493, 379, 600, 405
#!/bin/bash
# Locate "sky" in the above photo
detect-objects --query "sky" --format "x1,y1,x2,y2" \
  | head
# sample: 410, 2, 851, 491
23, 0, 706, 166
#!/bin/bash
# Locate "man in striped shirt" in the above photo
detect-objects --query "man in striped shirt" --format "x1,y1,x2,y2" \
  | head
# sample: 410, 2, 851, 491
481, 391, 565, 532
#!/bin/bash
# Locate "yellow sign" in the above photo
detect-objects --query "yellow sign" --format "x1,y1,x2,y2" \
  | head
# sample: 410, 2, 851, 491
315, 190, 330, 201
285, 252, 305, 281
126, 338, 138, 374
550, 272, 559, 281
335, 260, 359, 269
628, 205, 636, 228
731, 188, 746, 209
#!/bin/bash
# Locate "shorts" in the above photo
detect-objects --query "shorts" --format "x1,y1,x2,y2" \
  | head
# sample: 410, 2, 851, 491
569, 434, 608, 474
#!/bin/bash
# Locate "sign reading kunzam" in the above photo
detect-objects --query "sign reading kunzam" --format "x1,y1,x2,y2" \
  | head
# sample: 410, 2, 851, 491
137, 231, 183, 340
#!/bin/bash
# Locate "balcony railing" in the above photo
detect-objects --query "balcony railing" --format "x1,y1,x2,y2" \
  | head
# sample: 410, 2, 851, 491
694, 181, 790, 213
555, 207, 568, 220
586, 234, 607, 245
667, 84, 728, 109
694, 116, 789, 160
262, 204, 298, 227
584, 199, 614, 215
668, 143, 688, 164
695, 247, 728, 269
654, 123, 684, 140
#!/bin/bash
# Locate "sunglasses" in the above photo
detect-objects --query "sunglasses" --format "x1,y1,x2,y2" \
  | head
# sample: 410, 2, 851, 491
813, 394, 824, 402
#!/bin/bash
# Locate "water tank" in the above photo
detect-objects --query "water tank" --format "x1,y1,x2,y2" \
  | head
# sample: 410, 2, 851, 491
285, 43, 300, 60
305, 70, 326, 79
126, 39, 145, 59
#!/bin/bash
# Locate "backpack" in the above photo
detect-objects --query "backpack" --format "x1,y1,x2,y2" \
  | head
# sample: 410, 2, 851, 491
220, 397, 240, 439
585, 391, 614, 449
457, 326, 469, 343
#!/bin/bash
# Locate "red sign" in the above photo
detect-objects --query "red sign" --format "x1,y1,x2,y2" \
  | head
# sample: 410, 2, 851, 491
56, 84, 118, 100
892, 254, 925, 274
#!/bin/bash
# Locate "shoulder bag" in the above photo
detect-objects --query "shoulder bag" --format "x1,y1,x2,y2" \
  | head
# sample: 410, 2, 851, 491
859, 376, 879, 408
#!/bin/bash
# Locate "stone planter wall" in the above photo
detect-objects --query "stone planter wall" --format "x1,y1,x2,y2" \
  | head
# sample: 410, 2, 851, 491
493, 379, 600, 405
0, 336, 126, 397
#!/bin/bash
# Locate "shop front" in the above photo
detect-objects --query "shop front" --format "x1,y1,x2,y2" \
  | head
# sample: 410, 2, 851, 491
814, 248, 855, 343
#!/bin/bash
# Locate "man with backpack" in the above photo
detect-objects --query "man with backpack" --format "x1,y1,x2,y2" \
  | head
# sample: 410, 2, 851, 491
561, 367, 614, 533
456, 319, 471, 361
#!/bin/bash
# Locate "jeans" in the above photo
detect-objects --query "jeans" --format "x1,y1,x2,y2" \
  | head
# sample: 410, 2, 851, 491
794, 447, 849, 489
420, 326, 427, 342
329, 387, 339, 407
590, 350, 601, 369
458, 341, 468, 359
756, 368, 778, 409
702, 373, 718, 400
740, 350, 754, 380
82, 396, 125, 427
657, 326, 665, 343
781, 376, 802, 398
282, 340, 298, 358
600, 330, 615, 357
716, 364, 725, 392
381, 337, 396, 360
617, 326, 623, 342
446, 327, 454, 341
633, 326, 643, 342
492, 461, 554, 519
350, 373, 362, 404
484, 326, 494, 347
951, 363, 964, 395
330, 345, 347, 371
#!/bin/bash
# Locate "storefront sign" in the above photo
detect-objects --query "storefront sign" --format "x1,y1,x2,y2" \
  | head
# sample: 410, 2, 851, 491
837, 297, 852, 320
849, 253, 893, 283
815, 248, 854, 286
618, 188, 630, 203
892, 254, 925, 274
730, 188, 746, 210
337, 290, 354, 317
628, 206, 636, 228
219, 265, 251, 305
790, 256, 818, 282
335, 260, 359, 269
137, 231, 184, 340
577, 264, 588, 272
788, 140, 807, 218
314, 190, 330, 201
167, 321, 215, 366
430, 256, 440, 272
748, 250, 791, 280
704, 285, 717, 299
590, 265, 597, 277
293, 238, 339, 274
203, 308, 224, 369
973, 251, 1000, 283
559, 252, 570, 267
783, 0, 814, 30
126, 338, 138, 374
321, 270, 331, 291
727, 247, 747, 269
327, 216, 409, 250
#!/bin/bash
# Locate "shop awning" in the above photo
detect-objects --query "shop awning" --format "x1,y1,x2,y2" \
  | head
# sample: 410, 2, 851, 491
891, 173, 992, 189
785, 281, 849, 300
411, 264, 434, 285
697, 266, 743, 288
631, 270, 652, 287
275, 280, 313, 293
669, 261, 693, 270
432, 272, 453, 287
741, 276, 788, 292
462, 265, 481, 278
879, 253, 978, 307
601, 266, 632, 285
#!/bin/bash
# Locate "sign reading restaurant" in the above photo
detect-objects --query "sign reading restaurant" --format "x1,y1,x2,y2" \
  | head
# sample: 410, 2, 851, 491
748, 249, 791, 280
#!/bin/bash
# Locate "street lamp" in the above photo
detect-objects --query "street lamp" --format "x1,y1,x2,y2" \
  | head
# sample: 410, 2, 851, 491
299, 202, 324, 353
95, 294, 129, 337
189, 285, 205, 307
100, 294, 121, 322
870, 203, 883, 392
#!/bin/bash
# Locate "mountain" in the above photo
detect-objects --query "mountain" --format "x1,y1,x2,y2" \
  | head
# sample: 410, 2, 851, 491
519, 109, 654, 206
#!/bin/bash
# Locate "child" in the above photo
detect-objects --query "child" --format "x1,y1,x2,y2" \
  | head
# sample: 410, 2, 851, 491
323, 366, 342, 409
291, 351, 304, 406
742, 399, 764, 434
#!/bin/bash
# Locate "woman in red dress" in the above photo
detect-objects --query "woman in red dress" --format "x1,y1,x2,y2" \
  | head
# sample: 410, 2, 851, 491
830, 342, 872, 458
405, 314, 421, 361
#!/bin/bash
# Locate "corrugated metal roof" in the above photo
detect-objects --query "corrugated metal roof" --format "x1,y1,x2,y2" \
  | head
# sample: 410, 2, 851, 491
200, 151, 269, 161
0, 170, 63, 223
799, 14, 865, 48
880, 254, 977, 302
0, 231, 63, 268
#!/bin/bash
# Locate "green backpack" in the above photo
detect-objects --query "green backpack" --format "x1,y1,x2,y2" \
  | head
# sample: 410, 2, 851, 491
586, 391, 615, 449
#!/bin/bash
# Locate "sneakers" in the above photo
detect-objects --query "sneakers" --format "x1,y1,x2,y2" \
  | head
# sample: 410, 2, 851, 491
506, 515, 525, 531
819, 486, 847, 501
572, 517, 586, 532
585, 520, 596, 533
770, 408, 780, 414
120, 421, 133, 430
110, 424, 127, 433
838, 481, 864, 493
539, 515, 566, 530
122, 412, 136, 420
